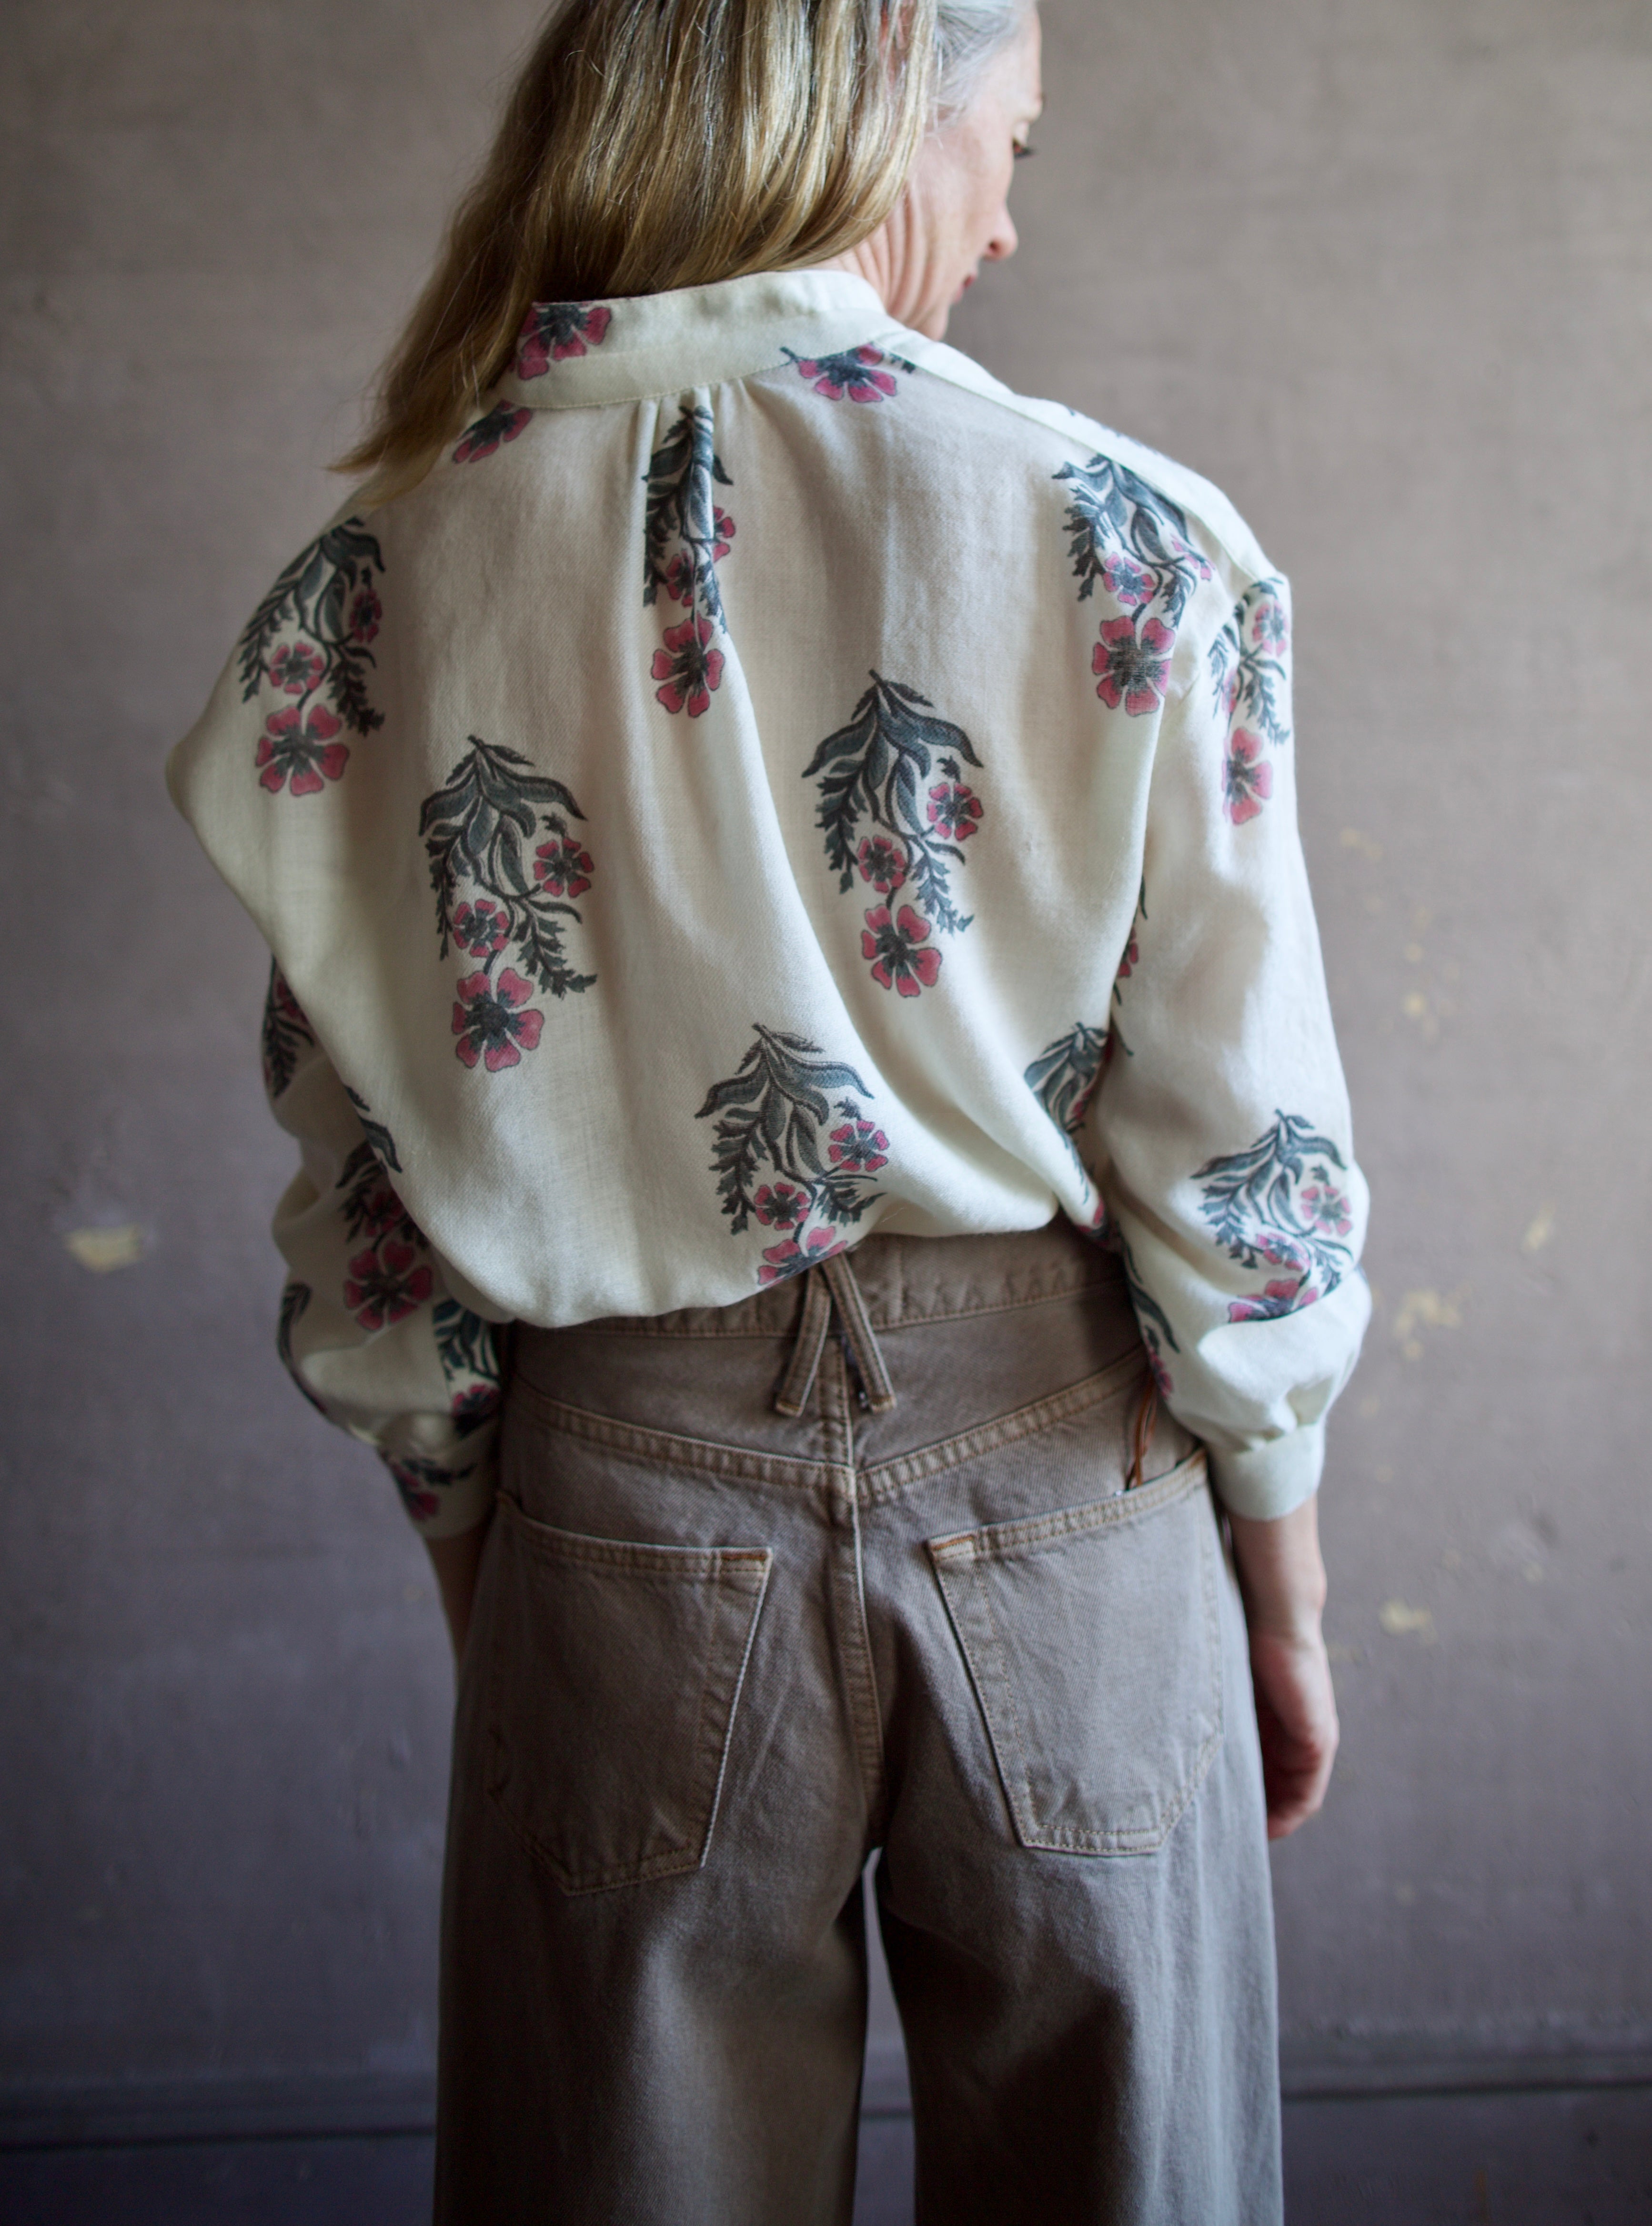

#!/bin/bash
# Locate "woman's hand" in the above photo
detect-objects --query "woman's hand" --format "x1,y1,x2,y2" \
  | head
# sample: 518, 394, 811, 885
1226, 1497, 1340, 1841
424, 1518, 492, 1665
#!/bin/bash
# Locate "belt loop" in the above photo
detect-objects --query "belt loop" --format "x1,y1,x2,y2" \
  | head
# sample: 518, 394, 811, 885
822, 1251, 897, 1414
774, 1265, 833, 1417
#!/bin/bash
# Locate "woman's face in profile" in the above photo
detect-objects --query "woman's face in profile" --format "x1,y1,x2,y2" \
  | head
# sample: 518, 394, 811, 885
892, 8, 1044, 338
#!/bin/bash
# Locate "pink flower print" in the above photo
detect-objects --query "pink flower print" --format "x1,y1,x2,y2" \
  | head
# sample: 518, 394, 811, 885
757, 1236, 804, 1284
664, 512, 734, 607
451, 1383, 502, 1437
1300, 1181, 1353, 1238
355, 1182, 405, 1242
861, 904, 941, 997
533, 835, 594, 900
1168, 534, 1213, 583
1101, 554, 1154, 609
926, 780, 983, 842
348, 586, 382, 643
514, 300, 612, 379
1250, 597, 1289, 654
790, 344, 902, 403
268, 642, 324, 696
1229, 1277, 1317, 1323
757, 1225, 847, 1285
856, 835, 908, 893
343, 1240, 433, 1332
828, 1120, 890, 1176
1092, 616, 1175, 717
1223, 729, 1273, 825
453, 402, 533, 464
652, 617, 725, 717
451, 968, 544, 1072
256, 703, 348, 796
1117, 928, 1140, 981
451, 899, 510, 959
753, 1180, 811, 1231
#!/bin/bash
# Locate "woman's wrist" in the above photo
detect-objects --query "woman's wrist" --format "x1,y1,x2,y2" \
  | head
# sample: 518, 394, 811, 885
1227, 1495, 1328, 1643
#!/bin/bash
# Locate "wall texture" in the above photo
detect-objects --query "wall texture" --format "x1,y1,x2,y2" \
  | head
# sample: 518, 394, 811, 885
2, 0, 1649, 2115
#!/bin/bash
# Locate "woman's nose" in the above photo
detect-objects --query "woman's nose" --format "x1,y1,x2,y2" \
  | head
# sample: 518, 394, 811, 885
984, 205, 1019, 262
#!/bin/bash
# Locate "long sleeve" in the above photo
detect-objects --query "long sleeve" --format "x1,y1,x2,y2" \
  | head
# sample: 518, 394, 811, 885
1087, 572, 1370, 1520
261, 963, 505, 1538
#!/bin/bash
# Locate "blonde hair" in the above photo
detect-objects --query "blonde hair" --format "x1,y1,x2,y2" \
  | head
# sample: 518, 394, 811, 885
340, 0, 1026, 497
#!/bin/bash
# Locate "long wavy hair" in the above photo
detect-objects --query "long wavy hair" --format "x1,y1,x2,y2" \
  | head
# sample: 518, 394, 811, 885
338, 0, 1025, 498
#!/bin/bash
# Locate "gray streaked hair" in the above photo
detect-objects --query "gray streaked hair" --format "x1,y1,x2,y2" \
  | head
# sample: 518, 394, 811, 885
935, 0, 1030, 117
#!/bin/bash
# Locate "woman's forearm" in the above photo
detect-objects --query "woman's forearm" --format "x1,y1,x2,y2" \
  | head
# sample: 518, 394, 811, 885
1227, 1495, 1328, 1638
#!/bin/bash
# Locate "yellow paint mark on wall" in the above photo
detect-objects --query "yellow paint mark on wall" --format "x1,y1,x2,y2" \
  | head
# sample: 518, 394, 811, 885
1340, 826, 1383, 862
1392, 1287, 1465, 1360
64, 1224, 146, 1273
1521, 1202, 1556, 1255
1379, 1599, 1436, 1641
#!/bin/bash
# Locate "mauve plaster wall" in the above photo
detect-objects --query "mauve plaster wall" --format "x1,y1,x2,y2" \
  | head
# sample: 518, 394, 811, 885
2, 0, 1649, 2102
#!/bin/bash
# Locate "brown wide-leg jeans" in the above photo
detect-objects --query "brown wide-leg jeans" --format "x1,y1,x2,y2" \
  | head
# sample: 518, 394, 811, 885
435, 1221, 1280, 2226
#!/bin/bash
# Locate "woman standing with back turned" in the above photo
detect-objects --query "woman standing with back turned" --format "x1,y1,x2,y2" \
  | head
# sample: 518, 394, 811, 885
170, 2, 1368, 2218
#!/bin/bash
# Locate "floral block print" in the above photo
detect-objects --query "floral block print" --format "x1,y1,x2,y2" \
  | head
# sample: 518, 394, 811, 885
386, 1454, 459, 1525
452, 968, 545, 1071
336, 1140, 422, 1249
434, 1297, 504, 1438
344, 1085, 403, 1172
514, 300, 612, 379
1024, 1021, 1110, 1164
697, 1026, 887, 1278
344, 1239, 434, 1332
261, 961, 316, 1099
861, 904, 940, 996
1223, 730, 1273, 825
453, 402, 533, 464
255, 703, 348, 796
781, 344, 913, 403
1054, 452, 1211, 718
238, 519, 387, 780
1208, 577, 1290, 745
651, 617, 724, 718
643, 402, 736, 716
419, 737, 596, 1071
803, 673, 985, 996
1196, 1113, 1356, 1321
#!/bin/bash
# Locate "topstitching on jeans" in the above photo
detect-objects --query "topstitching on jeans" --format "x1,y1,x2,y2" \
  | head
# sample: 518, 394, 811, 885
507, 1370, 852, 1494
858, 1347, 1150, 1506
507, 1346, 1153, 1504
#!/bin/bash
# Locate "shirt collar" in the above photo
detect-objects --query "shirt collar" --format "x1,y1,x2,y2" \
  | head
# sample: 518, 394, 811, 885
494, 268, 899, 408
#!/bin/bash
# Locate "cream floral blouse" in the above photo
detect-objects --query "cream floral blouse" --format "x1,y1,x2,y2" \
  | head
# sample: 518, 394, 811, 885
169, 268, 1369, 1537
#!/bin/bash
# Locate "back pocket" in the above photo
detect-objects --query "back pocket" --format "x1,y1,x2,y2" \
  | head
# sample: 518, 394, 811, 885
928, 1451, 1221, 1855
485, 1493, 772, 1894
